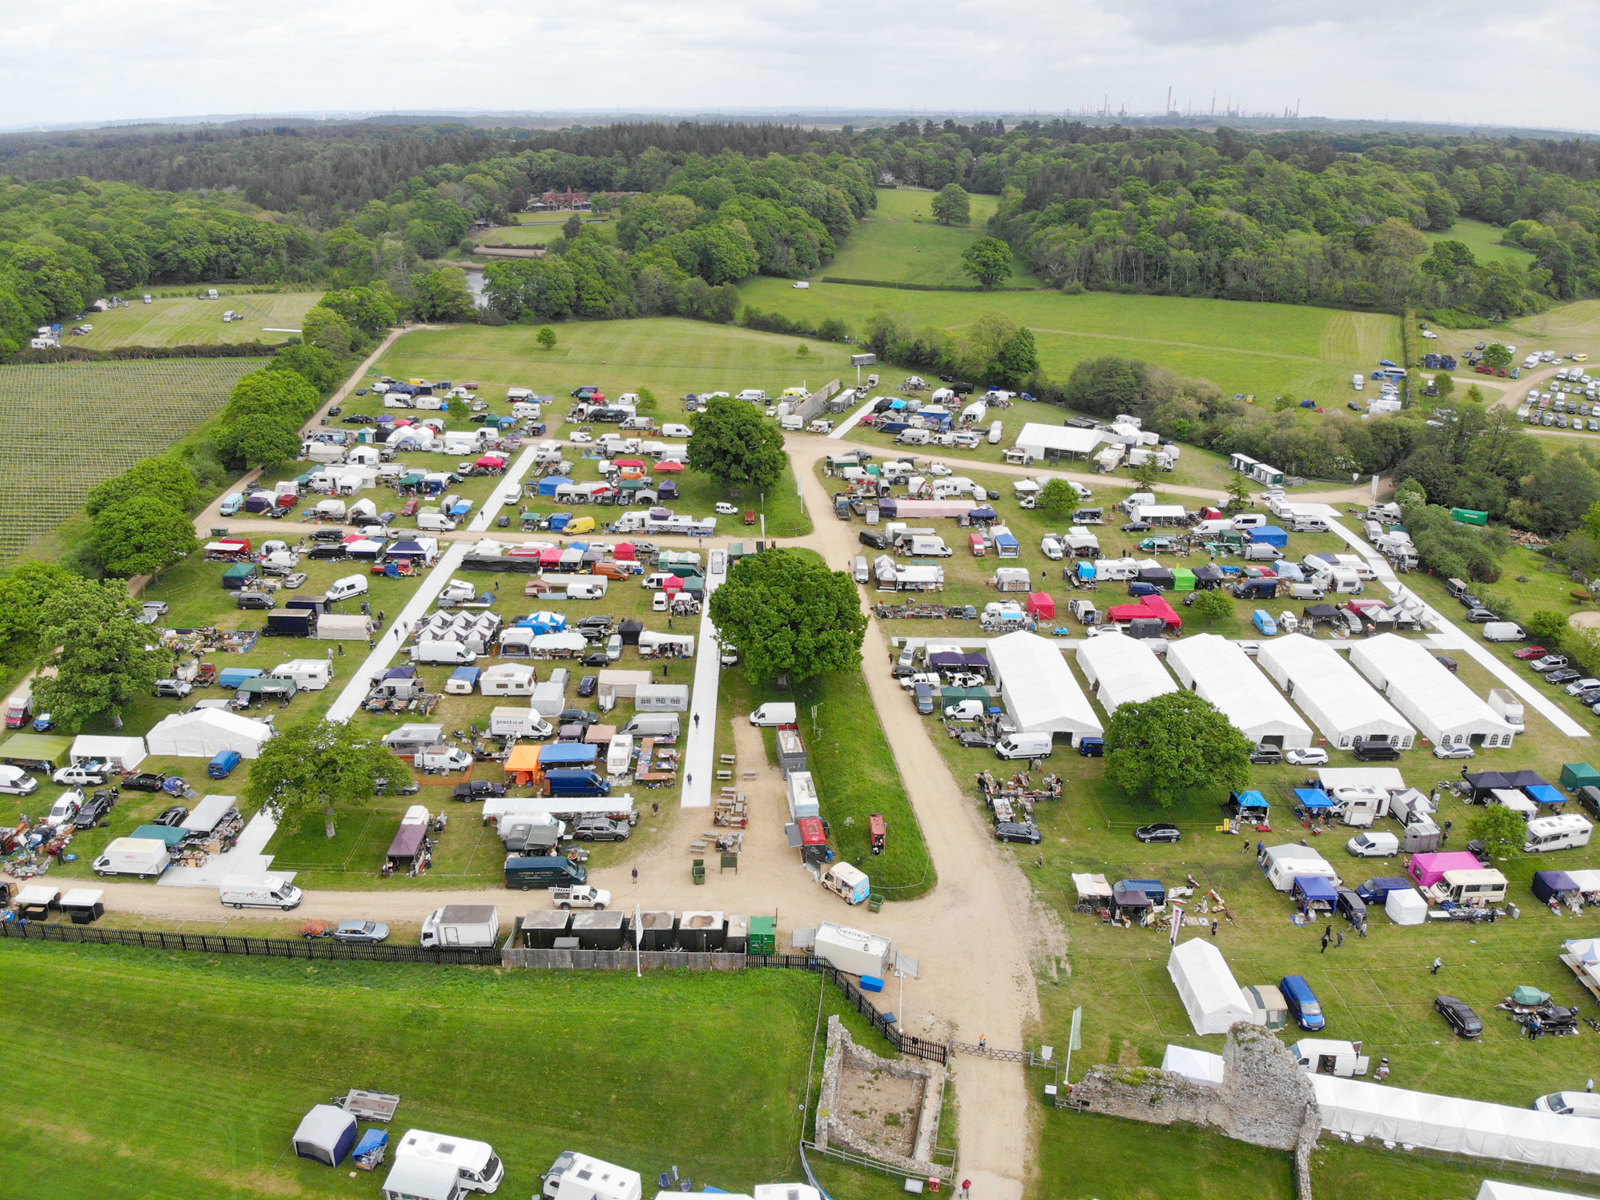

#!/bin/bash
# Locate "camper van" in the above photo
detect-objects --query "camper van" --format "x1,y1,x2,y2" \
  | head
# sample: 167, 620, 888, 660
391, 1129, 504, 1195
1524, 814, 1593, 853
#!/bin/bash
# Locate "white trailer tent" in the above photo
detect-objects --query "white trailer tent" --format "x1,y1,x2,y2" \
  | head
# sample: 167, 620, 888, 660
1013, 422, 1104, 461
1165, 633, 1312, 749
292, 1103, 358, 1166
1161, 1045, 1226, 1087
145, 710, 273, 759
1255, 635, 1415, 750
1310, 1075, 1600, 1173
1350, 633, 1516, 749
1075, 633, 1176, 714
985, 630, 1103, 746
1168, 939, 1252, 1035
69, 735, 146, 772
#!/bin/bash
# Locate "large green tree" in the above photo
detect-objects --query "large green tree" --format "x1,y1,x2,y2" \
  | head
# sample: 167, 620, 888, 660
85, 455, 200, 518
930, 184, 971, 226
0, 561, 76, 666
89, 498, 197, 579
218, 413, 303, 470
31, 578, 164, 731
411, 266, 478, 321
686, 396, 789, 492
244, 719, 397, 838
708, 549, 867, 687
961, 237, 1014, 289
1038, 479, 1078, 514
1467, 803, 1527, 861
1104, 690, 1252, 807
1481, 342, 1513, 369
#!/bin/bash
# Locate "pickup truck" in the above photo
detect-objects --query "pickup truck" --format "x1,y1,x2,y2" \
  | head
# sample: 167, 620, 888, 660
550, 885, 612, 911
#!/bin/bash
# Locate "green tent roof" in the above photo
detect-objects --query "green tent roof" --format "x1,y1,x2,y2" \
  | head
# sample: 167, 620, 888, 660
0, 732, 72, 765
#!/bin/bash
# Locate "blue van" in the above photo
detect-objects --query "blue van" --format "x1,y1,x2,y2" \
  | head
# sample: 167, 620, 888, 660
913, 682, 934, 716
1280, 975, 1326, 1031
207, 749, 242, 779
1252, 609, 1279, 636
219, 492, 244, 517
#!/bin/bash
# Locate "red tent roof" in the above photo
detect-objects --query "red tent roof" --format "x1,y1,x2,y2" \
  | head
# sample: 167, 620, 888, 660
613, 458, 645, 468
475, 454, 506, 467
655, 460, 685, 472
1025, 592, 1056, 618
1106, 595, 1182, 629
538, 548, 563, 566
663, 576, 683, 591
615, 542, 636, 560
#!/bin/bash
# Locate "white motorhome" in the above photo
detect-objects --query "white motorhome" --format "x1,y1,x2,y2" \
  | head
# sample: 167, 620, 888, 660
270, 660, 333, 690
1525, 814, 1593, 853
391, 1129, 505, 1195
540, 1151, 642, 1200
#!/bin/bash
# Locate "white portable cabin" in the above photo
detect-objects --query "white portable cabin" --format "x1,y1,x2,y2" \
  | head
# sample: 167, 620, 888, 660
634, 684, 689, 712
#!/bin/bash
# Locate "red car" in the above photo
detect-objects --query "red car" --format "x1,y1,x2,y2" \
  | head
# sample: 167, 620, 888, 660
401, 499, 419, 517
743, 510, 757, 525
1513, 646, 1549, 660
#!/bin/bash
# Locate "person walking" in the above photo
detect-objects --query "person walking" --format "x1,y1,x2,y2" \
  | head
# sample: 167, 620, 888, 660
1210, 919, 1218, 937
1587, 1078, 1595, 1093
961, 1182, 971, 1199
1335, 929, 1344, 949
1320, 927, 1331, 954
631, 867, 638, 885
1430, 956, 1443, 975
693, 713, 700, 729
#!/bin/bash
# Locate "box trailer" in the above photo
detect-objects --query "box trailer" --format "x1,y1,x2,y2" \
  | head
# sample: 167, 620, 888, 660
419, 905, 500, 949
812, 921, 895, 978
92, 836, 171, 878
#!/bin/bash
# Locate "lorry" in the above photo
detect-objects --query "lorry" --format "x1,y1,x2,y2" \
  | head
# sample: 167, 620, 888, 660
750, 701, 798, 726
5, 681, 32, 729
550, 885, 612, 910
218, 873, 302, 909
419, 904, 500, 948
390, 1128, 505, 1195
92, 836, 171, 878
995, 732, 1052, 761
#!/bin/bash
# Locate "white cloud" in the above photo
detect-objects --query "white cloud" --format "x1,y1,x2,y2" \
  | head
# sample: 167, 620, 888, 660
0, 0, 1593, 131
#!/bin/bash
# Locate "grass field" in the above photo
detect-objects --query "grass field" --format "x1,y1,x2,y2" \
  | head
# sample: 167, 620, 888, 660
0, 358, 267, 565
478, 216, 616, 247
822, 189, 1042, 288
1437, 299, 1600, 370
740, 278, 1402, 409
71, 292, 321, 349
0, 940, 888, 1200
1426, 219, 1537, 270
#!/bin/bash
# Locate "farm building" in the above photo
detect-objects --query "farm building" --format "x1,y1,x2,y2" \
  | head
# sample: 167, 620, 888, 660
145, 709, 274, 759
1013, 423, 1105, 461
1165, 633, 1312, 749
1255, 635, 1415, 750
1075, 633, 1176, 714
1349, 634, 1516, 749
985, 630, 1103, 746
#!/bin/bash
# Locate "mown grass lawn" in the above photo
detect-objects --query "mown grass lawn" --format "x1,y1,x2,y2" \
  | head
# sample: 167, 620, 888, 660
822, 188, 1042, 288
0, 940, 885, 1200
1424, 219, 1536, 270
738, 277, 1401, 410
73, 291, 321, 349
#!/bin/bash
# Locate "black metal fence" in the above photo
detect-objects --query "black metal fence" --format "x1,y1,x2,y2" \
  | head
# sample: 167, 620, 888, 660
0, 919, 499, 966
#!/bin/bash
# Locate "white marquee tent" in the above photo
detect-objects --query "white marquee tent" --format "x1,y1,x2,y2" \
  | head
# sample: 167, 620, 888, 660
986, 630, 1103, 746
1168, 939, 1251, 1035
1165, 633, 1312, 748
1013, 422, 1105, 460
1161, 1044, 1226, 1087
1349, 634, 1515, 749
69, 735, 146, 772
1311, 1075, 1600, 1174
1256, 635, 1415, 750
145, 710, 273, 760
1075, 633, 1176, 714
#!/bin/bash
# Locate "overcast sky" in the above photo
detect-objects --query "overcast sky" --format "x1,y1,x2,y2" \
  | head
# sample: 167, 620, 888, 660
7, 0, 1598, 132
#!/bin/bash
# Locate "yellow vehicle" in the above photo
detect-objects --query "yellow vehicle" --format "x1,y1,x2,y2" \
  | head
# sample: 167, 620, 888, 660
566, 516, 596, 534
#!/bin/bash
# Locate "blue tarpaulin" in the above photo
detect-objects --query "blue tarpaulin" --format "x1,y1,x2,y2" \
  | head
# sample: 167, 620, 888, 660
1250, 525, 1289, 548
1527, 784, 1566, 808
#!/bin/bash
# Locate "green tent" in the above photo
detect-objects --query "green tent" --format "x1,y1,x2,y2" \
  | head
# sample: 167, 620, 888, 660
0, 732, 72, 770
399, 473, 424, 487
1561, 763, 1600, 791
130, 824, 188, 848
1170, 567, 1197, 593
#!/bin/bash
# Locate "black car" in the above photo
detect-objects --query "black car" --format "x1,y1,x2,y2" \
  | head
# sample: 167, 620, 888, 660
995, 821, 1042, 845
572, 818, 631, 842
858, 530, 889, 551
72, 793, 116, 829
154, 805, 189, 827
1347, 401, 1363, 412
1249, 747, 1284, 765
557, 709, 599, 727
124, 772, 168, 792
1135, 823, 1182, 844
576, 615, 615, 633
581, 648, 610, 666
986, 489, 1002, 501
1121, 521, 1153, 533
577, 675, 598, 698
453, 780, 506, 801
1352, 738, 1402, 762
1460, 592, 1483, 609
374, 775, 420, 796
1547, 669, 1583, 687
1434, 995, 1484, 1039
957, 730, 994, 748
1574, 687, 1600, 707
571, 385, 601, 399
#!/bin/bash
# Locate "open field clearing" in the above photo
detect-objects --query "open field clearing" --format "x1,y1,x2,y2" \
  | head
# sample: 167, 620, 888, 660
476, 216, 616, 247
0, 358, 266, 565
1425, 219, 1537, 270
0, 940, 885, 1200
1437, 299, 1600, 370
739, 278, 1402, 407
71, 291, 320, 349
822, 188, 1042, 288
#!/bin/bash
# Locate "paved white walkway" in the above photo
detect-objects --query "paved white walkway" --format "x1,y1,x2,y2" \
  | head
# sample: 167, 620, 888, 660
1325, 517, 1588, 739
679, 555, 728, 809
827, 393, 880, 440
158, 810, 288, 888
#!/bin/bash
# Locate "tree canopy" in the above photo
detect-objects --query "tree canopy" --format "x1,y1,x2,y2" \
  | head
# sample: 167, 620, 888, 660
31, 578, 165, 731
708, 549, 867, 687
961, 237, 1014, 289
930, 183, 970, 226
1467, 803, 1527, 861
1104, 691, 1252, 807
243, 719, 397, 838
685, 397, 789, 493
89, 498, 197, 578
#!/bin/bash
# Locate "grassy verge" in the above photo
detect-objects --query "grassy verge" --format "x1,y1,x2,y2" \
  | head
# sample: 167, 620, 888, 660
0, 939, 887, 1200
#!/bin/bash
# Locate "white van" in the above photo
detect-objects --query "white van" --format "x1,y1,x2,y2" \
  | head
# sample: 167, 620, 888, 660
390, 1128, 504, 1195
1345, 831, 1399, 858
908, 536, 951, 558
943, 699, 985, 720
219, 874, 303, 910
661, 423, 693, 438
995, 732, 1052, 760
1290, 515, 1330, 533
854, 555, 870, 583
622, 713, 681, 738
987, 420, 1004, 445
1525, 814, 1592, 853
750, 702, 797, 727
418, 512, 458, 532
1482, 622, 1527, 643
326, 575, 369, 603
736, 389, 767, 402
